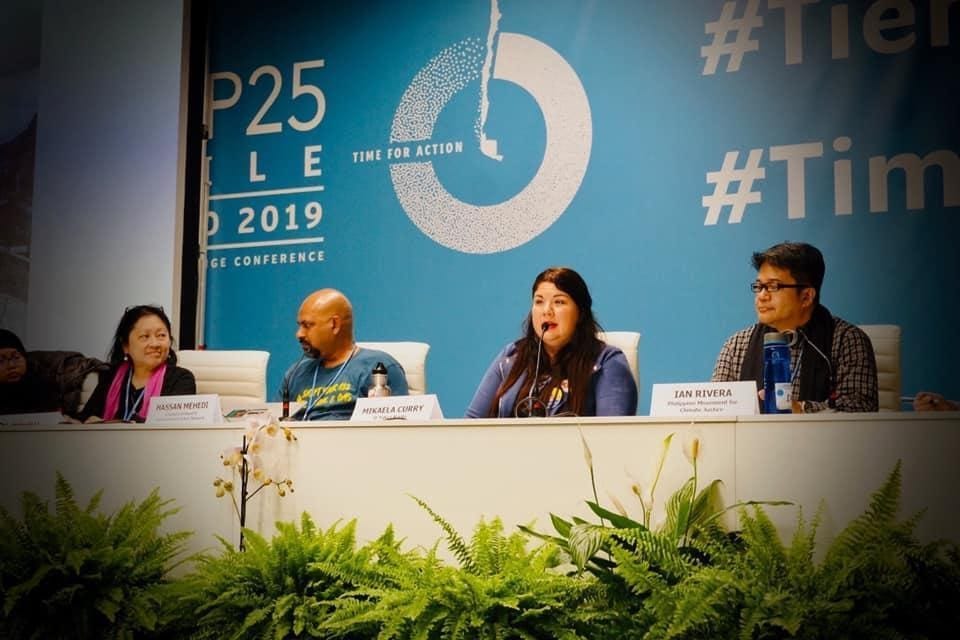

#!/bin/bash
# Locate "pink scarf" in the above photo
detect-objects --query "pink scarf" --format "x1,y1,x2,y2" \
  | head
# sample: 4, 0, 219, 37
103, 361, 167, 421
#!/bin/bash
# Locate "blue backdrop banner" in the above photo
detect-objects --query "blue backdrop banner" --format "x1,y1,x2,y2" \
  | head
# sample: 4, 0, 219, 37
203, 0, 959, 415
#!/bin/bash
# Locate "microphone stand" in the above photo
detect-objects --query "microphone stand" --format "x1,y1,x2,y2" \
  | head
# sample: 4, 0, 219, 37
516, 322, 550, 418
281, 352, 308, 420
796, 327, 837, 405
797, 328, 834, 378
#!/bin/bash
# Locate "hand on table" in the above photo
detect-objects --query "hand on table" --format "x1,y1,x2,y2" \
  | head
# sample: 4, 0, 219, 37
913, 392, 958, 412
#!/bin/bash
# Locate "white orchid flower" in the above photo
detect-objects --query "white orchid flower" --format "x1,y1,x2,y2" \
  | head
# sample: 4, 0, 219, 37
220, 446, 243, 467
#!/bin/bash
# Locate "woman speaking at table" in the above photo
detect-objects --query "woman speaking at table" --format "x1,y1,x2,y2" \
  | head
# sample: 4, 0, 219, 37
465, 267, 637, 418
76, 305, 196, 423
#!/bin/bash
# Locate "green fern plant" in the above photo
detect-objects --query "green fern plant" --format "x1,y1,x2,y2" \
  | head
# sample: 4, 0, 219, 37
520, 430, 796, 638
523, 433, 785, 581
175, 513, 394, 639
320, 496, 610, 640
622, 461, 960, 639
528, 427, 960, 639
0, 472, 191, 639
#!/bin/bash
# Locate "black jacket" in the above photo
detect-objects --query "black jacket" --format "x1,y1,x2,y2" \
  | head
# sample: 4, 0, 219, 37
1, 351, 106, 415
77, 365, 196, 422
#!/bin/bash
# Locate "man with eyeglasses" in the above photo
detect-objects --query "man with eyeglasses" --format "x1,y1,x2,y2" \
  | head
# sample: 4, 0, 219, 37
711, 242, 878, 413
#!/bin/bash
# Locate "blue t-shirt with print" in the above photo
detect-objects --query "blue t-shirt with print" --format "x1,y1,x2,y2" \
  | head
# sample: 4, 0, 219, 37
279, 347, 408, 420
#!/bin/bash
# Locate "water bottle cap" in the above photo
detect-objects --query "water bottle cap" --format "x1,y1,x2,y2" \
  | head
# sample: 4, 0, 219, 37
372, 361, 388, 375
763, 331, 788, 346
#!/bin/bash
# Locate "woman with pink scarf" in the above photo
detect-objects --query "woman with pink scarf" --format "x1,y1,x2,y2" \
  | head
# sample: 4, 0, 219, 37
77, 305, 196, 423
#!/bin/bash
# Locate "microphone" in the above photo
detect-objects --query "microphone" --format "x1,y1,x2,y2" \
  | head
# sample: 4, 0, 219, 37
796, 327, 837, 403
281, 352, 308, 419
516, 322, 550, 417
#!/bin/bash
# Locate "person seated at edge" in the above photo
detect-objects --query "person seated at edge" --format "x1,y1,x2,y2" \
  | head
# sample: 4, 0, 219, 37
280, 288, 409, 420
465, 266, 638, 418
711, 242, 878, 413
76, 305, 196, 423
0, 329, 60, 415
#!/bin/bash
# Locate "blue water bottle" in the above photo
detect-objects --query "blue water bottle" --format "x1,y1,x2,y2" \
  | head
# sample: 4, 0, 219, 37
763, 332, 792, 414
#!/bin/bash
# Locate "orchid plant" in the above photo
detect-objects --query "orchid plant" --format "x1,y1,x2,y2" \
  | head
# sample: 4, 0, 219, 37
214, 413, 298, 550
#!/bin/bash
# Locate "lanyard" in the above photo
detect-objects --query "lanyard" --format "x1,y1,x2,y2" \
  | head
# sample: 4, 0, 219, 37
123, 368, 146, 421
303, 345, 357, 419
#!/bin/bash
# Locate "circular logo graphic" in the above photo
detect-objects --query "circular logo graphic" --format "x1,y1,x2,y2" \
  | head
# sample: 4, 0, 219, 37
389, 32, 593, 254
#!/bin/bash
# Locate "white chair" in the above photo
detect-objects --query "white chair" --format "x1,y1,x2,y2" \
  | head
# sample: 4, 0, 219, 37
597, 331, 641, 389
356, 341, 430, 395
78, 372, 99, 412
858, 324, 901, 411
176, 349, 270, 408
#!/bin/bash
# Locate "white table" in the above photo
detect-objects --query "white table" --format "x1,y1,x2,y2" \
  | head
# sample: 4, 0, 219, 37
2, 412, 957, 558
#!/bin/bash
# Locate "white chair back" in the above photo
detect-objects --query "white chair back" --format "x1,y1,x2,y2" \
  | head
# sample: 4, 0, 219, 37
356, 341, 430, 395
78, 372, 100, 411
176, 349, 270, 408
858, 324, 901, 411
597, 331, 641, 389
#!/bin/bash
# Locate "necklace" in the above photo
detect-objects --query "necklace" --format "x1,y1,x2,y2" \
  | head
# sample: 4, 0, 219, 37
303, 344, 358, 419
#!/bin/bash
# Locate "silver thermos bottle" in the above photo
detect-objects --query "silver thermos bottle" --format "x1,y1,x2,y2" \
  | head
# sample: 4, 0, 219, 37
368, 361, 391, 397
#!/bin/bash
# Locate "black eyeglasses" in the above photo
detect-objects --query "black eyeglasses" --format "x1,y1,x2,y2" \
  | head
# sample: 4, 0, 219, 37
750, 281, 809, 294
0, 353, 25, 366
124, 304, 165, 313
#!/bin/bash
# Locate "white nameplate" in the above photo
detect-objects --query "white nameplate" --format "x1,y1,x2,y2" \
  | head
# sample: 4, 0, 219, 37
0, 412, 66, 426
650, 381, 759, 417
147, 394, 223, 425
350, 394, 444, 421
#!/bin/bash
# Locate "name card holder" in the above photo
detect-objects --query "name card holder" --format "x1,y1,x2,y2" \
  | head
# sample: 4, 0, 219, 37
351, 394, 444, 422
650, 381, 759, 417
147, 394, 224, 425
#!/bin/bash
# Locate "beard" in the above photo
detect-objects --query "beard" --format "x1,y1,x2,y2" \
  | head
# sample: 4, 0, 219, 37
299, 340, 322, 359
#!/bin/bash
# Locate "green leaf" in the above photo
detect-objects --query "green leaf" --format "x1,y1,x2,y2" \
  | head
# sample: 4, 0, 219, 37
568, 524, 605, 571
95, 597, 120, 623
550, 513, 574, 538
664, 477, 695, 541
586, 501, 647, 531
517, 524, 569, 549
235, 605, 272, 638
65, 549, 87, 574
689, 479, 723, 524
410, 495, 476, 573
273, 593, 296, 619
3, 564, 53, 615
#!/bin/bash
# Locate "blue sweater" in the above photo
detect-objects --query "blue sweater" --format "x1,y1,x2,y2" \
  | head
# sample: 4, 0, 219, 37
464, 342, 637, 418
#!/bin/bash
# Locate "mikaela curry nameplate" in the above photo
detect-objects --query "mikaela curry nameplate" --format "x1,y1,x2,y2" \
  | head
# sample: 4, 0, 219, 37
146, 394, 224, 425
650, 381, 759, 417
351, 394, 444, 422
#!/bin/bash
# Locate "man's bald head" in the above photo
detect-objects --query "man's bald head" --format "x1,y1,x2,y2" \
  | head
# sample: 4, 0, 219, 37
300, 289, 353, 324
296, 289, 356, 363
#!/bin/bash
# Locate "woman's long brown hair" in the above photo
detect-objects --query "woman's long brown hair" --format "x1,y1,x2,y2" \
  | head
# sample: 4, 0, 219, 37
488, 267, 603, 417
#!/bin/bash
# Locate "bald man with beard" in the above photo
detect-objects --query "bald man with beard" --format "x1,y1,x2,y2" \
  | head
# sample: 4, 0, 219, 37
279, 289, 409, 420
